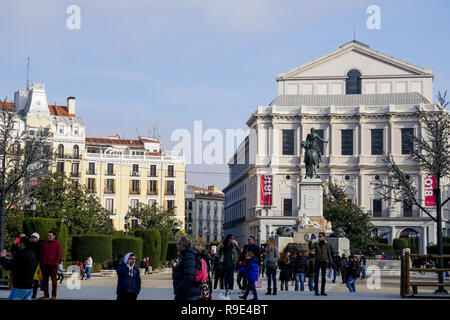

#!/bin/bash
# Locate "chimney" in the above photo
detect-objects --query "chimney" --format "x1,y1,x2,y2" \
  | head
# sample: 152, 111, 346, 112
67, 97, 76, 115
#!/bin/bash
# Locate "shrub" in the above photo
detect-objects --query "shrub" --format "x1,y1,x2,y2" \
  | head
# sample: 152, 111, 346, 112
71, 234, 112, 263
166, 242, 178, 261
134, 229, 161, 269
23, 218, 69, 261
426, 244, 450, 255
112, 236, 143, 264
393, 238, 410, 250
159, 229, 170, 263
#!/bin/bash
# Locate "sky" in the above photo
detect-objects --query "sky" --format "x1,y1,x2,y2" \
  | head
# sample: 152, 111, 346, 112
1, 0, 450, 189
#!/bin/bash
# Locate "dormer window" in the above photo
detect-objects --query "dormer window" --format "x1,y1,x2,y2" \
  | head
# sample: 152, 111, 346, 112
346, 69, 361, 94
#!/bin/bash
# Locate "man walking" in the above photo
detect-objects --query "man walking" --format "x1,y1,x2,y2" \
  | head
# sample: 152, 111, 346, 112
359, 252, 367, 279
309, 232, 333, 296
39, 230, 62, 300
238, 236, 261, 292
0, 236, 37, 300
172, 236, 200, 300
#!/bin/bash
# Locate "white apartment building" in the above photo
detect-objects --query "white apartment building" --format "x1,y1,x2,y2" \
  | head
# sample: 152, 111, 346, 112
223, 41, 450, 252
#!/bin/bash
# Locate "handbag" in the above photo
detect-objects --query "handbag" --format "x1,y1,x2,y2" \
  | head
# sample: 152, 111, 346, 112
34, 263, 43, 281
255, 277, 262, 288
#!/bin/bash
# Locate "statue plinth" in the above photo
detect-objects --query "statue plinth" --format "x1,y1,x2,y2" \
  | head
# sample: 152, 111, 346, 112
299, 178, 324, 218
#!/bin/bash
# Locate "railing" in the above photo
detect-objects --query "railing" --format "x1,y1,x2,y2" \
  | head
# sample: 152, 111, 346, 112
148, 172, 157, 177
104, 188, 115, 194
70, 172, 80, 177
147, 190, 158, 195
400, 251, 450, 297
85, 150, 184, 162
131, 171, 140, 177
165, 191, 175, 195
129, 189, 140, 194
105, 171, 115, 176
86, 170, 96, 175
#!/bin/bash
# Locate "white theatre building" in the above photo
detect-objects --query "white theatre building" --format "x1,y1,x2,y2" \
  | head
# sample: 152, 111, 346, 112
223, 40, 450, 253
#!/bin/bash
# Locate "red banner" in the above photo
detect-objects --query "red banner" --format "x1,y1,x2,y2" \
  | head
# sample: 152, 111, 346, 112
260, 174, 272, 206
424, 175, 436, 206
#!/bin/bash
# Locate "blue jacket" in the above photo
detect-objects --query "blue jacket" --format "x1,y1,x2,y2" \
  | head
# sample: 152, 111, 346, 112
244, 256, 259, 282
116, 262, 141, 295
172, 246, 201, 299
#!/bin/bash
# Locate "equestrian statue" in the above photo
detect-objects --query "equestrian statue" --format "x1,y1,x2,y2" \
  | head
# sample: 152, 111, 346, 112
300, 128, 328, 179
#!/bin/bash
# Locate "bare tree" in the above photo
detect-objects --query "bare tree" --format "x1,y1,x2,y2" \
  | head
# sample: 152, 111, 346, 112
0, 98, 53, 250
374, 91, 450, 293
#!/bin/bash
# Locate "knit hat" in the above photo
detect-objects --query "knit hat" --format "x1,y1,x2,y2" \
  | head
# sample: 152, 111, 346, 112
31, 232, 40, 240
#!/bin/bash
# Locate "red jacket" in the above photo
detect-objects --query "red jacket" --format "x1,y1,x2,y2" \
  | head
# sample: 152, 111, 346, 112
40, 240, 62, 265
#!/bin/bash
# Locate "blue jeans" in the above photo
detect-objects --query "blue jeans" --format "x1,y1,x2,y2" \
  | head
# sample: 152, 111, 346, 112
266, 267, 277, 289
346, 275, 356, 292
242, 280, 258, 300
294, 273, 305, 291
9, 288, 33, 300
224, 266, 235, 290
307, 277, 314, 292
361, 266, 366, 279
87, 267, 92, 279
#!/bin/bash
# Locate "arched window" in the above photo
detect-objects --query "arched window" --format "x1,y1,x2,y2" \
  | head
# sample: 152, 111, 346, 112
57, 144, 64, 158
346, 69, 361, 94
73, 145, 79, 159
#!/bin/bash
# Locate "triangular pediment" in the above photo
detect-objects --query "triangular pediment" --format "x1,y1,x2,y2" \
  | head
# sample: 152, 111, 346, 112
279, 41, 432, 79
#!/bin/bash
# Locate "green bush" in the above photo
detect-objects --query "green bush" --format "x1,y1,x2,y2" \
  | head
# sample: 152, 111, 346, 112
393, 238, 410, 250
23, 218, 69, 261
134, 229, 161, 269
71, 234, 112, 263
426, 244, 450, 254
159, 229, 170, 263
112, 236, 143, 264
166, 242, 178, 261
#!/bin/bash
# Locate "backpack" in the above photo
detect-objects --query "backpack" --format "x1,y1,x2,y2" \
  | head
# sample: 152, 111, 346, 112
194, 257, 208, 284
353, 263, 361, 278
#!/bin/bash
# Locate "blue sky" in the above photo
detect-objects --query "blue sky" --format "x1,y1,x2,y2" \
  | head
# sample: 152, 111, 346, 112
1, 0, 450, 188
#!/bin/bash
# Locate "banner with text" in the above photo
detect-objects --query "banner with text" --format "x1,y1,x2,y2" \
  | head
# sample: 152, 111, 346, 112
424, 175, 436, 206
260, 174, 272, 206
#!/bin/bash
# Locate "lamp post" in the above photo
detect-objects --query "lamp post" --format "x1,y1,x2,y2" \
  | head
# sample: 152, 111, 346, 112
30, 198, 36, 218
124, 214, 130, 238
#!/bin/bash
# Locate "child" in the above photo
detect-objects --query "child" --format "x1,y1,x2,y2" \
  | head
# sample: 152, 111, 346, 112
57, 260, 64, 284
239, 252, 259, 300
237, 260, 246, 293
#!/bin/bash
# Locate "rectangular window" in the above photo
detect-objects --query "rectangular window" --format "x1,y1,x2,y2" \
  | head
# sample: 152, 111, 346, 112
168, 165, 174, 177
88, 162, 95, 174
105, 199, 114, 214
130, 199, 139, 209
71, 163, 79, 176
403, 201, 413, 217
341, 130, 353, 155
131, 180, 140, 193
131, 218, 139, 229
149, 165, 157, 177
401, 128, 414, 154
148, 180, 157, 194
166, 181, 174, 195
107, 163, 114, 175
132, 164, 139, 176
371, 129, 383, 155
283, 199, 292, 216
373, 199, 382, 217
316, 129, 324, 155
87, 178, 95, 192
167, 200, 174, 213
282, 130, 295, 155
57, 161, 64, 173
106, 179, 114, 193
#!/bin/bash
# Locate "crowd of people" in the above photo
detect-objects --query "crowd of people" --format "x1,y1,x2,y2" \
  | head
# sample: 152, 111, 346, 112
0, 231, 95, 300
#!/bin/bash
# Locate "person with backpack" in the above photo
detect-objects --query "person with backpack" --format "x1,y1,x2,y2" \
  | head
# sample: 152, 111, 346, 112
172, 236, 201, 300
239, 251, 259, 300
193, 244, 212, 300
345, 255, 358, 292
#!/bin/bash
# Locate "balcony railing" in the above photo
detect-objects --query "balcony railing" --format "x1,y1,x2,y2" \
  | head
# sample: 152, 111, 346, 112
165, 190, 175, 195
70, 172, 80, 178
105, 171, 115, 176
104, 188, 115, 194
129, 189, 140, 194
148, 172, 158, 177
147, 189, 158, 195
106, 209, 117, 215
86, 170, 96, 175
131, 171, 140, 177
84, 150, 184, 162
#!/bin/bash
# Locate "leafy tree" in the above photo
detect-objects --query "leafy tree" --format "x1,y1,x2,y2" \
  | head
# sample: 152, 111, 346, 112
4, 208, 25, 249
323, 183, 375, 249
31, 173, 113, 235
0, 98, 53, 250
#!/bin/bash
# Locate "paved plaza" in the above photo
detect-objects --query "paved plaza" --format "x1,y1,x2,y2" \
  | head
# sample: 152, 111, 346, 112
2, 271, 445, 300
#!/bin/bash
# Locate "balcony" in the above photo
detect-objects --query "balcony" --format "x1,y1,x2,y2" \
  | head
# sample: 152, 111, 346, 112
129, 189, 140, 195
147, 189, 158, 195
106, 209, 117, 215
165, 190, 175, 196
131, 170, 140, 177
105, 171, 115, 176
84, 150, 184, 162
148, 172, 157, 177
70, 172, 80, 178
87, 187, 97, 193
104, 188, 115, 194
86, 170, 96, 175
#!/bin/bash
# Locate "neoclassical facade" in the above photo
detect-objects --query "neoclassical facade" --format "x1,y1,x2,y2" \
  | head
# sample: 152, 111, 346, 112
223, 41, 450, 252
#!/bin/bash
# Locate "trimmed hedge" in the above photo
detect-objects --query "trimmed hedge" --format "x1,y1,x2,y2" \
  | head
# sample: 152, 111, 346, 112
372, 243, 394, 251
166, 242, 178, 261
71, 234, 112, 263
112, 236, 143, 263
159, 229, 169, 263
134, 229, 161, 269
427, 244, 450, 255
393, 238, 410, 250
23, 218, 69, 262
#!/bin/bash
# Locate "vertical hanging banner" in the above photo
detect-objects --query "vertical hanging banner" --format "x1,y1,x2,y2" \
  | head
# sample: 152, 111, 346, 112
260, 174, 272, 206
424, 175, 436, 206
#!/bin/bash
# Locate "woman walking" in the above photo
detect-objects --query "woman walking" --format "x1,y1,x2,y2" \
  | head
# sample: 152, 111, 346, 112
264, 237, 279, 295
278, 252, 292, 291
219, 234, 240, 295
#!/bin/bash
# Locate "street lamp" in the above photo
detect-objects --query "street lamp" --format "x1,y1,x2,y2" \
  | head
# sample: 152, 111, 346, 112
124, 214, 130, 238
30, 198, 36, 218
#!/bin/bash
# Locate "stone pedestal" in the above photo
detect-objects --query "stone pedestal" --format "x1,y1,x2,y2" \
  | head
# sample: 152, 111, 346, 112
299, 178, 324, 218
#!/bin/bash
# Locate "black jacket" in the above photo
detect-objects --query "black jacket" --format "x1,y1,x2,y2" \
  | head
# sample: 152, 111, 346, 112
0, 249, 37, 289
241, 244, 261, 262
278, 259, 292, 281
292, 255, 307, 274
172, 246, 201, 299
